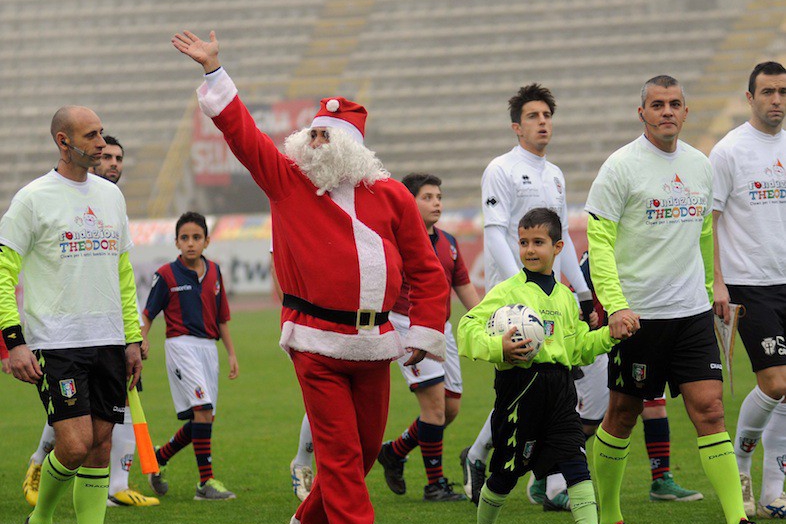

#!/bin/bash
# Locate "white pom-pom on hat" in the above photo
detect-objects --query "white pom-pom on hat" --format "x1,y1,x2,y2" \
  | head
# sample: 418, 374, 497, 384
326, 99, 340, 112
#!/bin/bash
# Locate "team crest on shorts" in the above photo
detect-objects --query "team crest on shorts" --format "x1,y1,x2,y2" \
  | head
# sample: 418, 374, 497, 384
195, 386, 205, 400
59, 379, 76, 399
543, 320, 555, 337
778, 455, 786, 474
632, 363, 646, 384
740, 437, 758, 453
523, 440, 536, 460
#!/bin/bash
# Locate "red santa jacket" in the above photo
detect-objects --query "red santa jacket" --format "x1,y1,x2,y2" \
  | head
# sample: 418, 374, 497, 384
197, 69, 448, 362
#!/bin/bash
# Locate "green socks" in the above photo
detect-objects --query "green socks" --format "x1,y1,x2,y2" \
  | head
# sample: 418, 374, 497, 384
28, 452, 78, 524
73, 466, 109, 524
698, 432, 746, 524
592, 425, 630, 524
568, 480, 598, 524
477, 483, 508, 524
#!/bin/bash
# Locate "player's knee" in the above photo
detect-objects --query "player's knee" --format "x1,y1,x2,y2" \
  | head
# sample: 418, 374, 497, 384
757, 370, 786, 400
606, 400, 642, 433
692, 398, 726, 430
56, 441, 91, 469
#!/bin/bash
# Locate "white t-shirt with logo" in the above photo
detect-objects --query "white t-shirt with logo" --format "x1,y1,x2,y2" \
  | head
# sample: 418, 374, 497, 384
711, 122, 786, 285
585, 135, 712, 319
0, 171, 133, 349
481, 145, 570, 290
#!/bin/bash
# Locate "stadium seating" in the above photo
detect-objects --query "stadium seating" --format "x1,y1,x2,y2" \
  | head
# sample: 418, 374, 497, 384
3, 0, 785, 215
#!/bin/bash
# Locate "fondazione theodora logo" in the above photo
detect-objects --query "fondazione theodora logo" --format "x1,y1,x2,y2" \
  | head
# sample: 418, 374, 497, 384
59, 207, 121, 258
644, 174, 708, 225
748, 159, 786, 205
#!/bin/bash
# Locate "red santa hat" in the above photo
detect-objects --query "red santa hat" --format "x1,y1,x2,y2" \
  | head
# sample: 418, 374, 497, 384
310, 97, 367, 144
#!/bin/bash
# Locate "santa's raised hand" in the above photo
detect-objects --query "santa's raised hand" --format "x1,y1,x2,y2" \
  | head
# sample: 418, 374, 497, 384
172, 30, 221, 73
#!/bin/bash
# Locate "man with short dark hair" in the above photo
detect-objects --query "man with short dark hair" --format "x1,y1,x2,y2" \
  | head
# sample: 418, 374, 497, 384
586, 75, 750, 524
1, 105, 142, 524
712, 60, 786, 520
93, 135, 124, 184
460, 83, 595, 508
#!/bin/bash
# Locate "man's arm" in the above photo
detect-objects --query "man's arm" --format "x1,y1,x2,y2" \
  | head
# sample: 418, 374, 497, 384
710, 210, 729, 322
559, 228, 594, 321
485, 225, 519, 280
395, 192, 449, 364
119, 253, 142, 389
0, 246, 41, 383
586, 214, 639, 339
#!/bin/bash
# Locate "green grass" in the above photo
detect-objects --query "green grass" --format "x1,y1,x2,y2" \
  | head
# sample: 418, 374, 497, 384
0, 307, 762, 524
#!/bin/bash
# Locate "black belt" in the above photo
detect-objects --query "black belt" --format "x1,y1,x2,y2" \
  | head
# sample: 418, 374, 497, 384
282, 294, 389, 330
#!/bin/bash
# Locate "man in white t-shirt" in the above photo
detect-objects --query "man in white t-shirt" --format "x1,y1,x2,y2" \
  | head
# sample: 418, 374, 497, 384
460, 84, 595, 508
0, 106, 143, 524
585, 75, 750, 524
711, 61, 786, 520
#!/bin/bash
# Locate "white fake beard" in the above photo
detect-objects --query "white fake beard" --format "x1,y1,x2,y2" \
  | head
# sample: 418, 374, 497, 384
283, 127, 390, 195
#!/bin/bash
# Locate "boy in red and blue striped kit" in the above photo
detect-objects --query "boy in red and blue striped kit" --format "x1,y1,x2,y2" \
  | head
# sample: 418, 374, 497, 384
141, 211, 239, 501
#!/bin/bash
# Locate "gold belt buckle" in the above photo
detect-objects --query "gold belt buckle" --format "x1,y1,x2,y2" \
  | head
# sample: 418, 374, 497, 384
355, 309, 376, 330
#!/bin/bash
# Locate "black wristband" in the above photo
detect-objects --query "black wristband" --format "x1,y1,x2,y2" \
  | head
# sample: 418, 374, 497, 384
2, 325, 26, 350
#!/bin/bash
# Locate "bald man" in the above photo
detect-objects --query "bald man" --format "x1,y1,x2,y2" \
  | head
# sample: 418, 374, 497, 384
0, 106, 142, 524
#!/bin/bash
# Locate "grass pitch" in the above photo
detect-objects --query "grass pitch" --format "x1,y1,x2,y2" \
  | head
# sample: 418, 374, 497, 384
0, 306, 762, 523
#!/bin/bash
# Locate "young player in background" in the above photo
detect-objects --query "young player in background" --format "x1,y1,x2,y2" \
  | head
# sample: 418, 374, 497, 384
377, 173, 479, 502
142, 212, 239, 501
458, 208, 623, 524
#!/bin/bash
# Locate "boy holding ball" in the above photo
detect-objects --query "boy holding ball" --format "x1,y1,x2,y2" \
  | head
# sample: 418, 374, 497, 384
458, 208, 627, 524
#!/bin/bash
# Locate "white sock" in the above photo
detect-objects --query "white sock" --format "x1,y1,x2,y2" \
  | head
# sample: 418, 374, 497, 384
546, 473, 567, 499
31, 423, 55, 464
293, 414, 313, 467
761, 402, 786, 505
735, 385, 781, 475
468, 411, 494, 464
109, 411, 136, 496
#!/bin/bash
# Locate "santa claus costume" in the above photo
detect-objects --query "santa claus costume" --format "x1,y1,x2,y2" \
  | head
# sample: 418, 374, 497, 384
197, 67, 449, 524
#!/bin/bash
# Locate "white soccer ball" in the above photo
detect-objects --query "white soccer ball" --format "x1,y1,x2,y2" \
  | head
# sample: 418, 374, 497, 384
485, 304, 545, 362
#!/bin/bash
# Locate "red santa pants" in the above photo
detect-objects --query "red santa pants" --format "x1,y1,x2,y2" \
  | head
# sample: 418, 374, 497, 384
292, 350, 390, 524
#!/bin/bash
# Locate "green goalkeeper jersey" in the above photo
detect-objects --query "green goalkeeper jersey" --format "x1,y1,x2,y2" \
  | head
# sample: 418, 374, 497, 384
458, 269, 615, 370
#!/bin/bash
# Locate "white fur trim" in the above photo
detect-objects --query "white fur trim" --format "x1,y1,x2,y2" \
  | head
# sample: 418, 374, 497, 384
330, 183, 387, 311
280, 321, 404, 362
311, 116, 364, 144
197, 68, 238, 118
403, 325, 446, 362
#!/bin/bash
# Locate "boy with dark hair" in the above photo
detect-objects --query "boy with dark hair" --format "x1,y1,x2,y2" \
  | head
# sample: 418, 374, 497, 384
465, 82, 594, 509
142, 211, 239, 501
377, 172, 479, 502
458, 207, 620, 524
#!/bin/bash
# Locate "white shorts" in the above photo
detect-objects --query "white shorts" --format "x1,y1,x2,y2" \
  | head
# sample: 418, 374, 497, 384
164, 335, 219, 419
391, 312, 462, 397
575, 353, 608, 423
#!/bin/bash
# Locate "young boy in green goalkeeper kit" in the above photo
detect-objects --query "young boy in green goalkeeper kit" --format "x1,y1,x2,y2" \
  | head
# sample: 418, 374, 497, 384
458, 208, 626, 524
